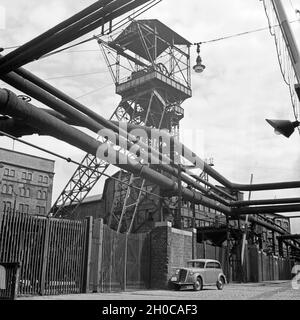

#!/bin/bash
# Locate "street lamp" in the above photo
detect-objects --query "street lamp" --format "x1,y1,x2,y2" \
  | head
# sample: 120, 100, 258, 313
265, 119, 300, 138
193, 43, 206, 73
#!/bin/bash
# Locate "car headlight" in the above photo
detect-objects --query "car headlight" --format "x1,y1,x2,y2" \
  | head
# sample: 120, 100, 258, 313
175, 269, 180, 275
189, 271, 194, 276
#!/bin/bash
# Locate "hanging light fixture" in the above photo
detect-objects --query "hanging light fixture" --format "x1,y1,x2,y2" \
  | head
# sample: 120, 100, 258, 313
193, 43, 206, 73
266, 119, 300, 138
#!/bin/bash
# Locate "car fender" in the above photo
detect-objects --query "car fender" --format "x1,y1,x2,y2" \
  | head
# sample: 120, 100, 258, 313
192, 272, 204, 284
217, 273, 227, 284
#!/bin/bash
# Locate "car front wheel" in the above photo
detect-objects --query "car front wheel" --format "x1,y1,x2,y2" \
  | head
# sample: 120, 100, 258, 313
193, 277, 203, 291
216, 277, 225, 290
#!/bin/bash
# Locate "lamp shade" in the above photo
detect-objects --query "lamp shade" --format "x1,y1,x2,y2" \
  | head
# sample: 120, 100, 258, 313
193, 55, 206, 73
266, 119, 300, 138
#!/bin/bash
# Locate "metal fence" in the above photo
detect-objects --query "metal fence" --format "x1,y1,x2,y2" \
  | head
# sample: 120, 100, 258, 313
0, 211, 89, 297
100, 224, 150, 292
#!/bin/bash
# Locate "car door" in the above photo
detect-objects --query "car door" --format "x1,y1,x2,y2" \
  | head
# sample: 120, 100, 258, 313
213, 262, 222, 282
205, 262, 215, 284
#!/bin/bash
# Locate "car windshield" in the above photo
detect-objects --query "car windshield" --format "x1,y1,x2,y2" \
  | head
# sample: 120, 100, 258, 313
187, 261, 205, 268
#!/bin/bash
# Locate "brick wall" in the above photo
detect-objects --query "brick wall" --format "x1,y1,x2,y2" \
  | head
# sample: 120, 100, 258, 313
150, 222, 195, 289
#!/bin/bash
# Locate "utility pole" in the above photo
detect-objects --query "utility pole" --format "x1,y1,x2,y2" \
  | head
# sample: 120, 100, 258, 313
271, 0, 300, 82
240, 174, 253, 282
175, 164, 182, 229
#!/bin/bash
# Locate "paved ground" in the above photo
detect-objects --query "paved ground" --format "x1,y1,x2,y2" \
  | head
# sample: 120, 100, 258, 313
17, 281, 300, 300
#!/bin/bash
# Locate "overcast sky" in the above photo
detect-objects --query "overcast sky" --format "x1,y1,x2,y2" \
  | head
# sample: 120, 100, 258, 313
0, 0, 300, 232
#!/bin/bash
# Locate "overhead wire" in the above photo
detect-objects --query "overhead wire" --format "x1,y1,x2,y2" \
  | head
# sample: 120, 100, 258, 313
44, 70, 109, 81
75, 83, 114, 99
0, 130, 163, 200
194, 18, 299, 46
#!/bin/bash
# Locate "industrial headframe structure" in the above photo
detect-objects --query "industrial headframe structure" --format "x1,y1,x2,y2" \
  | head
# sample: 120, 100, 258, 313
51, 18, 192, 233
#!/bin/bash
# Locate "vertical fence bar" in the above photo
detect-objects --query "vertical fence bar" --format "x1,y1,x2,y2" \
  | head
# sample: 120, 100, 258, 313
49, 220, 56, 295
0, 212, 5, 261
61, 220, 68, 294
75, 221, 81, 292
67, 219, 74, 293
57, 221, 64, 294
69, 221, 76, 293
40, 218, 50, 295
62, 220, 68, 294
52, 220, 59, 295
73, 221, 80, 293
23, 215, 33, 296
48, 220, 55, 295
82, 217, 93, 293
2, 212, 11, 261
123, 233, 128, 291
31, 218, 40, 294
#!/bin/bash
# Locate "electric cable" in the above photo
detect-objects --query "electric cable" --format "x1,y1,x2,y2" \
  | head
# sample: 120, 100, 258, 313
194, 18, 299, 46
44, 70, 108, 81
0, 130, 163, 200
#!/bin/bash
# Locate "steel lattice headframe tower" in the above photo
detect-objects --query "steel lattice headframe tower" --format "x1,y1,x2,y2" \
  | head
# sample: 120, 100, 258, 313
52, 19, 192, 232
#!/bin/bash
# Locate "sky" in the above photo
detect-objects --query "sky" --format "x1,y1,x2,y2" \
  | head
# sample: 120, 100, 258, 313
0, 0, 300, 232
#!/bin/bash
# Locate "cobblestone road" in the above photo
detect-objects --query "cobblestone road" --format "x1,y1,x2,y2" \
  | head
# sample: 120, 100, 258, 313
18, 281, 300, 300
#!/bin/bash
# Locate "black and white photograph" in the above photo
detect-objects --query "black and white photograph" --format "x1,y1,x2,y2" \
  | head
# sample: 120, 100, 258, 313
0, 0, 300, 312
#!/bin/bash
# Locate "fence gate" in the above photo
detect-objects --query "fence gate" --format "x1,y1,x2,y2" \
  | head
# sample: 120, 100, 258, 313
0, 211, 88, 297
100, 224, 150, 292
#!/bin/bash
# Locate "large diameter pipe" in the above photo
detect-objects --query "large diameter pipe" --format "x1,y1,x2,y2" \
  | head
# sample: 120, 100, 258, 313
5, 66, 300, 193
247, 215, 287, 235
0, 88, 231, 214
125, 124, 300, 192
0, 69, 232, 206
0, 0, 151, 74
0, 0, 114, 73
1, 68, 176, 169
233, 197, 300, 207
0, 118, 41, 137
231, 204, 300, 216
6, 113, 300, 209
278, 234, 300, 240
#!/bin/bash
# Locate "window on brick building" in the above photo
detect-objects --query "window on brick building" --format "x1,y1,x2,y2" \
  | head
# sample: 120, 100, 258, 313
22, 172, 26, 179
2, 184, 7, 194
37, 190, 42, 199
44, 176, 48, 184
10, 169, 15, 177
20, 188, 25, 197
20, 204, 29, 214
27, 173, 32, 181
4, 168, 9, 176
26, 188, 30, 198
43, 191, 47, 200
38, 175, 43, 183
36, 206, 46, 215
7, 185, 13, 195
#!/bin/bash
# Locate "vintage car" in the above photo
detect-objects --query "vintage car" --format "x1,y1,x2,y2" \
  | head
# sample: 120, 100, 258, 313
169, 259, 227, 291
